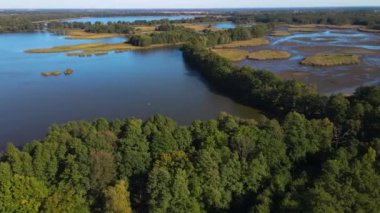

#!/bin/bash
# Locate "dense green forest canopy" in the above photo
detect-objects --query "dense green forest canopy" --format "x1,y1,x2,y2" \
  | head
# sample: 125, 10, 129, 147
1, 113, 379, 212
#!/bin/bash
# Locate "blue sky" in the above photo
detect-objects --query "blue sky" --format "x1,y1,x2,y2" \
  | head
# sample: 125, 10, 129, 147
1, 0, 379, 9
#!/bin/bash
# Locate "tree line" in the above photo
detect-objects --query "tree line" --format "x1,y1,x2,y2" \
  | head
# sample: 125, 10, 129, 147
128, 23, 274, 47
181, 43, 380, 143
228, 10, 380, 29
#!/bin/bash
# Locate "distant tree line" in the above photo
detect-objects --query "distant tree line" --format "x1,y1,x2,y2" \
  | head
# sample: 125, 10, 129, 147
228, 10, 380, 29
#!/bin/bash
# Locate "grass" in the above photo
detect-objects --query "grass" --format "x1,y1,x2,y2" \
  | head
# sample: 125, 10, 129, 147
178, 23, 215, 32
25, 42, 180, 54
214, 38, 269, 48
300, 54, 360, 66
288, 27, 320, 32
358, 28, 380, 33
64, 68, 74, 76
211, 49, 249, 61
270, 31, 291, 37
64, 29, 121, 40
248, 50, 292, 60
41, 71, 61, 77
134, 26, 157, 34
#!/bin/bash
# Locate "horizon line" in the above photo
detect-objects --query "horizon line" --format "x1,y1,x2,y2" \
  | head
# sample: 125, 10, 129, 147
1, 6, 380, 10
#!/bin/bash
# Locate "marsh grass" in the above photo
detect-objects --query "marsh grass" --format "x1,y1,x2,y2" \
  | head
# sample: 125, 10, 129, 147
64, 30, 121, 40
211, 49, 249, 61
64, 68, 74, 76
214, 38, 269, 48
300, 54, 360, 66
271, 31, 291, 37
26, 43, 180, 54
248, 50, 292, 60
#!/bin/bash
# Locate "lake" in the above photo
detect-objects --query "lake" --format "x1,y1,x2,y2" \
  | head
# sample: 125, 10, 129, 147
239, 29, 380, 94
66, 15, 196, 24
0, 32, 261, 149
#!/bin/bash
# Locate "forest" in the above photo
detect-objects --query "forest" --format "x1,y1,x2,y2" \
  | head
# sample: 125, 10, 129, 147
1, 112, 379, 212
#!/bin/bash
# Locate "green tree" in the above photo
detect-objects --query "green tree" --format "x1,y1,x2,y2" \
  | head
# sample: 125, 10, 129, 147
104, 180, 132, 213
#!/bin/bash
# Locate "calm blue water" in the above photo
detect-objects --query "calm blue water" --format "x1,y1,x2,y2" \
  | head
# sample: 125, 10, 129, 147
215, 22, 236, 29
0, 32, 260, 149
66, 15, 195, 24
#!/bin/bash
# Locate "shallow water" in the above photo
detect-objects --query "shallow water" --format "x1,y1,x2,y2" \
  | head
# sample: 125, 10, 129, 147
0, 32, 261, 149
66, 15, 195, 24
215, 22, 236, 29
240, 29, 380, 94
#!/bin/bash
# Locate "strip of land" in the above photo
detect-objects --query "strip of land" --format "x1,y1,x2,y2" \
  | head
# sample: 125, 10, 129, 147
64, 29, 122, 40
25, 42, 182, 54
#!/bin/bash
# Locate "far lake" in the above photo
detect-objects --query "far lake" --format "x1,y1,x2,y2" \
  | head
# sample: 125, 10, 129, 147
66, 15, 196, 23
0, 32, 261, 149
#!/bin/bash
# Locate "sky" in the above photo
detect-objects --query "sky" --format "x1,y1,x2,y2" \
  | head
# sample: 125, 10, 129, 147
0, 0, 379, 9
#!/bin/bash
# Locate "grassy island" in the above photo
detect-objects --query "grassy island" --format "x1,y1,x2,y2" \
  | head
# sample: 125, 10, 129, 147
25, 42, 180, 54
211, 48, 249, 61
64, 29, 121, 40
248, 50, 292, 60
41, 71, 61, 77
300, 54, 360, 66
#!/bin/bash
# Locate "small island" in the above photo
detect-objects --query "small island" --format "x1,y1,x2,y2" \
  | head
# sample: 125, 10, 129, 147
41, 71, 61, 77
248, 50, 292, 60
64, 68, 74, 75
41, 68, 74, 77
300, 54, 360, 66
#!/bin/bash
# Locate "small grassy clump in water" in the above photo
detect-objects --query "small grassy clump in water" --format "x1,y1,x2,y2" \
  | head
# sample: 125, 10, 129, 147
248, 50, 292, 61
64, 68, 74, 76
300, 54, 360, 67
41, 71, 61, 77
214, 38, 269, 48
211, 49, 249, 61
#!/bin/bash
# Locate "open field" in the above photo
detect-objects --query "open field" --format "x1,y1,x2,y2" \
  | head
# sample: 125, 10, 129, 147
177, 23, 216, 32
300, 54, 360, 66
64, 29, 122, 39
248, 50, 292, 60
213, 38, 269, 48
25, 42, 182, 54
211, 48, 249, 61
134, 26, 157, 34
271, 31, 291, 37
